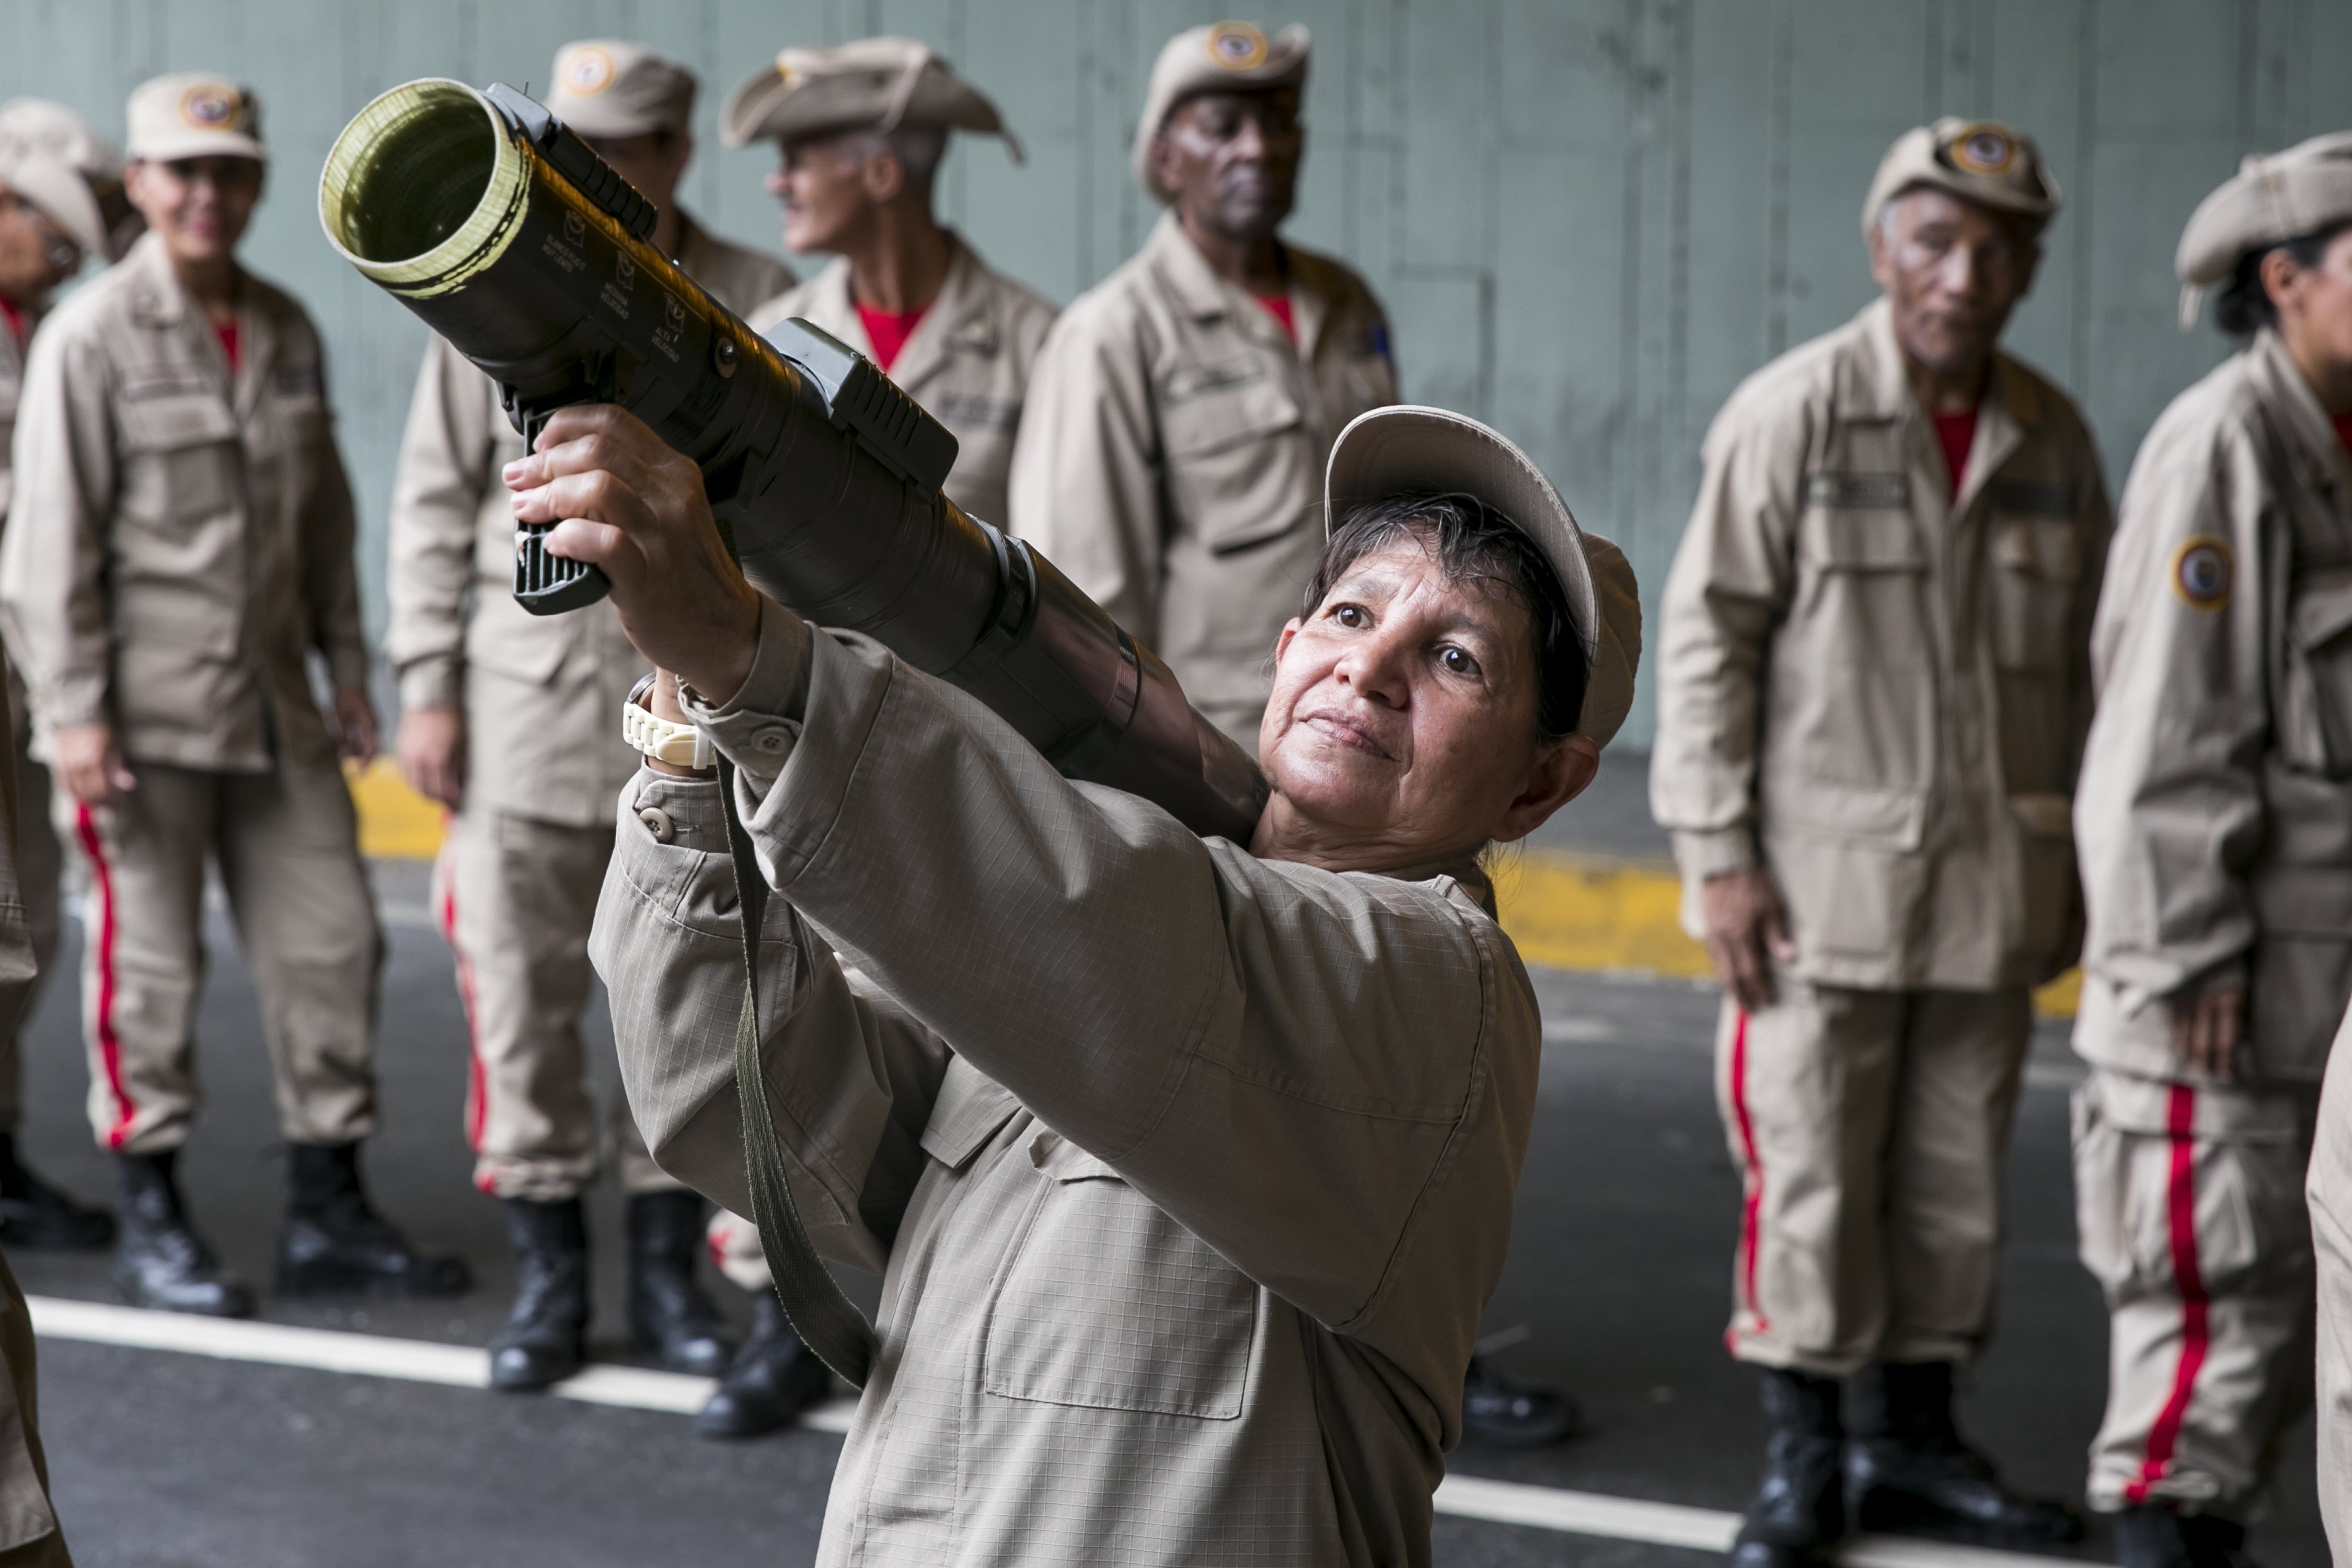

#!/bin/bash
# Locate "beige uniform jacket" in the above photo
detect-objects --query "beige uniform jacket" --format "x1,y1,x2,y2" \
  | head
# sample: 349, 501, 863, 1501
2074, 331, 2352, 1082
592, 598, 1539, 1567
0, 304, 36, 524
747, 234, 1056, 528
0, 233, 365, 773
1651, 299, 2111, 991
383, 217, 792, 826
1008, 212, 1398, 740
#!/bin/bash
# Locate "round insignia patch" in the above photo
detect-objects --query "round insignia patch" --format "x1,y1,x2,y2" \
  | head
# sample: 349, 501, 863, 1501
179, 85, 238, 131
1948, 122, 2017, 176
1206, 21, 1271, 71
2172, 536, 2233, 610
561, 44, 616, 97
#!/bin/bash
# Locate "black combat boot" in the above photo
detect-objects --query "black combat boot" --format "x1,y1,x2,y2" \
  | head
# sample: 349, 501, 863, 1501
276, 1142, 471, 1298
1730, 1369, 1846, 1568
695, 1292, 833, 1439
1846, 1361, 2083, 1545
112, 1149, 252, 1317
626, 1191, 731, 1376
0, 1131, 113, 1250
1460, 1355, 1582, 1446
489, 1197, 589, 1391
2114, 1504, 2259, 1568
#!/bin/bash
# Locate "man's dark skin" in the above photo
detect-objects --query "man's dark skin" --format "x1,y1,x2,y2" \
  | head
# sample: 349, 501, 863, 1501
1701, 188, 2077, 1014
1146, 86, 1302, 294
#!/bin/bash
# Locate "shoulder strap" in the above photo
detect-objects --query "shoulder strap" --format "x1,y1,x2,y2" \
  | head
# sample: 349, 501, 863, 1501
716, 756, 879, 1388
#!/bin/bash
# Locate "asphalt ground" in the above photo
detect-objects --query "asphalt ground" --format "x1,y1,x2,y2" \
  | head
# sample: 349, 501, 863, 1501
4, 857, 2332, 1567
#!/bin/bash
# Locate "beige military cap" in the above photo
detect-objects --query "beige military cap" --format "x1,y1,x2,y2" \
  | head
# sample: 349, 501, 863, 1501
1324, 406, 1642, 748
1131, 20, 1310, 202
720, 37, 1021, 160
0, 131, 107, 259
2175, 131, 2352, 325
547, 40, 697, 141
0, 99, 120, 182
126, 74, 264, 163
1861, 117, 2059, 239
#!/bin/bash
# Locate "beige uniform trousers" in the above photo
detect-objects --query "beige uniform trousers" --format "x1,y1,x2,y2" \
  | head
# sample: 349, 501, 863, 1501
2311, 1031, 2352, 1559
1716, 981, 2032, 1375
2073, 1067, 2317, 1516
57, 758, 381, 1152
431, 810, 669, 1201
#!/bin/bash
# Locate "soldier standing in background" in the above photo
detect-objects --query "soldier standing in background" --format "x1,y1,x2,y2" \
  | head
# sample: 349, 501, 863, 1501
1007, 20, 1399, 752
689, 34, 1055, 1439
387, 40, 793, 1391
0, 121, 112, 1253
0, 74, 467, 1317
1652, 120, 2104, 1566
0, 101, 141, 263
2076, 133, 2352, 1568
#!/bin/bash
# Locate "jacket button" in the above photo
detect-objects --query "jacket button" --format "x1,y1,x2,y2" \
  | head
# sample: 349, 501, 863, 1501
754, 728, 789, 753
637, 806, 675, 844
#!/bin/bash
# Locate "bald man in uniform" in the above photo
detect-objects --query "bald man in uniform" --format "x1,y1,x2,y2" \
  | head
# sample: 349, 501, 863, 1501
387, 40, 794, 1391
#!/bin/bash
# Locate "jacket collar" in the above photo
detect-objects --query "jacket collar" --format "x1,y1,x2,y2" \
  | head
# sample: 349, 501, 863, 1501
123, 231, 274, 412
2249, 327, 2347, 496
1142, 210, 1304, 358
1849, 296, 2034, 513
802, 234, 998, 393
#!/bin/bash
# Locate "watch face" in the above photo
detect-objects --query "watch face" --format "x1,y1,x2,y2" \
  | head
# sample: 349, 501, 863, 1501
628, 669, 661, 708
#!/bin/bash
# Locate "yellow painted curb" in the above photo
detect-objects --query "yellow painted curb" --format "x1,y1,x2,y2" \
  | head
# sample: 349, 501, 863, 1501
1493, 850, 2080, 1020
345, 757, 446, 862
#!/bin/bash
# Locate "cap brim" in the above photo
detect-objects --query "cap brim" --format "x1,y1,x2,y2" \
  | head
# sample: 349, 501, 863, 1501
1324, 406, 1640, 745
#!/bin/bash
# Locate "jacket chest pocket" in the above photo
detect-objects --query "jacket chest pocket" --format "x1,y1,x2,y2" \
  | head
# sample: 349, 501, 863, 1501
1160, 358, 1313, 556
1986, 515, 2081, 671
1795, 490, 1930, 651
116, 390, 241, 525
981, 1138, 1258, 1420
2279, 570, 2352, 777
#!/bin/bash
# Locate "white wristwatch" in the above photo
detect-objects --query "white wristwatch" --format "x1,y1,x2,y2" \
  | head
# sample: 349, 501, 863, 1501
624, 672, 715, 769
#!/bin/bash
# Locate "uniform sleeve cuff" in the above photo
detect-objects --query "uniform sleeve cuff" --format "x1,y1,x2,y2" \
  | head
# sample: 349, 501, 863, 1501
397, 659, 464, 714
1674, 827, 1757, 880
679, 597, 812, 790
620, 769, 733, 855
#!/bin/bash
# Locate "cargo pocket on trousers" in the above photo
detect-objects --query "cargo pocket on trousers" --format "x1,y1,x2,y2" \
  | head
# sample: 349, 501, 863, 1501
2278, 571, 2352, 777
2073, 1076, 2279, 1298
982, 1136, 1258, 1419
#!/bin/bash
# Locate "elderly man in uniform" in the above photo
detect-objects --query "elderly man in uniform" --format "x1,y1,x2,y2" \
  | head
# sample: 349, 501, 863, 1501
1009, 20, 1397, 751
388, 39, 794, 1391
687, 34, 1056, 1437
0, 122, 114, 1256
2079, 133, 2352, 1568
1653, 119, 2105, 1566
0, 75, 467, 1318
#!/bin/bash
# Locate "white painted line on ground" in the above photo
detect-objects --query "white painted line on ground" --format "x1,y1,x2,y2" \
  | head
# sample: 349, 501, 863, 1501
30, 1296, 2078, 1564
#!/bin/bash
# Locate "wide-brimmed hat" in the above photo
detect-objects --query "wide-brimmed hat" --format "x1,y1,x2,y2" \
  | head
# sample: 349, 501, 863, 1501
0, 131, 107, 259
721, 37, 1021, 161
1131, 21, 1309, 202
2175, 131, 2352, 329
1861, 117, 2059, 239
126, 73, 266, 163
1323, 406, 1641, 747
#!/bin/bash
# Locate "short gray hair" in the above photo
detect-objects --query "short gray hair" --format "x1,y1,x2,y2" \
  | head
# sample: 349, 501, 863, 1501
852, 125, 948, 190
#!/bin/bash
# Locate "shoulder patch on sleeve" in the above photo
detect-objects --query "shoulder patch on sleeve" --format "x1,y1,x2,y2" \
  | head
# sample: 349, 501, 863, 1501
2172, 535, 2233, 610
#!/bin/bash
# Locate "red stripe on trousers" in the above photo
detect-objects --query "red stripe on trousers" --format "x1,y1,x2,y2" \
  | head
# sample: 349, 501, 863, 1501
434, 831, 493, 1187
1728, 1009, 1770, 1339
2123, 1083, 2210, 1504
71, 803, 135, 1149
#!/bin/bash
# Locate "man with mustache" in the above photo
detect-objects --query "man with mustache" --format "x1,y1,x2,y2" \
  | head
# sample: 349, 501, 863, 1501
1653, 120, 2108, 1566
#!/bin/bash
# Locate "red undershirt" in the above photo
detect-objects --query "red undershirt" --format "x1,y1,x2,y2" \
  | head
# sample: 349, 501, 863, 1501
2333, 411, 2352, 454
1932, 408, 1979, 502
214, 319, 241, 375
0, 294, 21, 349
855, 302, 926, 373
1256, 292, 1296, 343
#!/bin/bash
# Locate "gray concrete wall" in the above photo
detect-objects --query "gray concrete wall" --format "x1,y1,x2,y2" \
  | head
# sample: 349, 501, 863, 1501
5, 0, 2348, 747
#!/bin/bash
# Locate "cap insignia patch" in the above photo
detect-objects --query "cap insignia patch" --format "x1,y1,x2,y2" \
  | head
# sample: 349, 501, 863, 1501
2172, 536, 2233, 610
561, 45, 616, 97
180, 85, 240, 131
1949, 122, 2017, 176
1206, 21, 1271, 71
